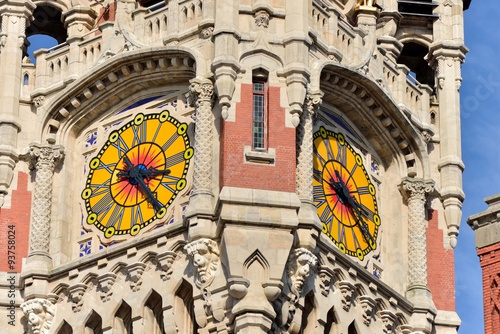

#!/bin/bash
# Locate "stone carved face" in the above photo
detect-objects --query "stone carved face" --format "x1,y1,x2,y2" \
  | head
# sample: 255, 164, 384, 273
184, 239, 219, 287
21, 299, 54, 334
287, 249, 317, 294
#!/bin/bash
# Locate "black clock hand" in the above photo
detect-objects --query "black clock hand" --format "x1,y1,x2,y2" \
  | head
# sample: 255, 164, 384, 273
140, 167, 171, 179
133, 174, 163, 211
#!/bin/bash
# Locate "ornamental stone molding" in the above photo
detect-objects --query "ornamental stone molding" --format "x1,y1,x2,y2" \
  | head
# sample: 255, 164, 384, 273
400, 178, 435, 289
21, 298, 55, 334
287, 248, 318, 296
254, 10, 270, 28
359, 295, 377, 326
188, 79, 215, 201
96, 273, 117, 302
296, 91, 322, 201
68, 283, 87, 312
126, 262, 147, 292
184, 238, 220, 288
157, 251, 177, 281
28, 144, 64, 255
338, 280, 356, 311
318, 266, 335, 296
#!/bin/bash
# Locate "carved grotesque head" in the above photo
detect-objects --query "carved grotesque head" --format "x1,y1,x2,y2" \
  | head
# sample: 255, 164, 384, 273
21, 299, 55, 334
287, 248, 318, 294
184, 238, 220, 287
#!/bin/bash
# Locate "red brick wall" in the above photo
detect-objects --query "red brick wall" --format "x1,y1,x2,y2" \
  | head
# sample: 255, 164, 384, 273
220, 84, 296, 192
477, 242, 500, 334
0, 172, 31, 273
426, 209, 455, 311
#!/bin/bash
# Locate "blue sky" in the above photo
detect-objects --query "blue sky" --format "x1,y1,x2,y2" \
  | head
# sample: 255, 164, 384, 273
456, 1, 500, 333
25, 3, 490, 332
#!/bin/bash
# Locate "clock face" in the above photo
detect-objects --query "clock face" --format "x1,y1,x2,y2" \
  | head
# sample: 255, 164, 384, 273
313, 126, 380, 261
81, 111, 193, 240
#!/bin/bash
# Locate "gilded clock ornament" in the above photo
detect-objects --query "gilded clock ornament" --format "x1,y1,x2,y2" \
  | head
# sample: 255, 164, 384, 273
313, 126, 380, 261
82, 111, 193, 240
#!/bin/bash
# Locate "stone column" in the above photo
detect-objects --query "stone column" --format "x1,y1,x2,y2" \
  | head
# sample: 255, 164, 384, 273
26, 144, 64, 267
400, 177, 436, 334
295, 91, 323, 250
0, 1, 35, 206
401, 178, 434, 290
186, 79, 215, 239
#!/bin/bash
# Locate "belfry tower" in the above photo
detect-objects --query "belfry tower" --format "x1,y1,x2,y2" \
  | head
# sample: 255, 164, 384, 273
0, 0, 471, 333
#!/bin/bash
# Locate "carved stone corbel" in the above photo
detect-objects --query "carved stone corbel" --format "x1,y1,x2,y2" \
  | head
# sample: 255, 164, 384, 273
379, 310, 398, 333
126, 262, 147, 292
156, 251, 177, 281
96, 273, 117, 302
318, 266, 335, 296
21, 298, 55, 334
338, 281, 356, 311
358, 295, 376, 326
68, 283, 87, 312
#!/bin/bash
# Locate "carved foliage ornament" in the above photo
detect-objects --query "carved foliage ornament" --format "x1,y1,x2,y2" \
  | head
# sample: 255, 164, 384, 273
21, 298, 55, 334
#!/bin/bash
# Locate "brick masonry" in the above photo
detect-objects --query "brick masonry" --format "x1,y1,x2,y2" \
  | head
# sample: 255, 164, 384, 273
477, 242, 500, 334
426, 209, 455, 311
0, 172, 31, 273
220, 84, 296, 192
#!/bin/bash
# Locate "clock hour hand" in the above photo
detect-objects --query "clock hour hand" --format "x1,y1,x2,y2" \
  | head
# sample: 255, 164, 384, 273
140, 167, 171, 179
134, 174, 163, 211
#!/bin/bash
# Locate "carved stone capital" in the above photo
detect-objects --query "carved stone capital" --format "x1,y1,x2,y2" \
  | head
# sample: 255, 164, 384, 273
188, 79, 214, 105
379, 310, 398, 333
305, 90, 323, 116
21, 298, 55, 334
184, 238, 220, 288
29, 144, 64, 172
400, 178, 434, 202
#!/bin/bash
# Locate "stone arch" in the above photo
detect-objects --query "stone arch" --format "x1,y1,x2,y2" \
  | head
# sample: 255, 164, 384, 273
243, 249, 270, 281
114, 300, 133, 334
27, 3, 68, 44
84, 309, 103, 334
312, 62, 430, 179
54, 320, 73, 334
38, 46, 208, 144
323, 306, 340, 333
172, 279, 197, 333
142, 289, 165, 334
398, 40, 435, 88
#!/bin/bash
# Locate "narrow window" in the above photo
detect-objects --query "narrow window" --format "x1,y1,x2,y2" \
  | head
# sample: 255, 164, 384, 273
252, 78, 267, 149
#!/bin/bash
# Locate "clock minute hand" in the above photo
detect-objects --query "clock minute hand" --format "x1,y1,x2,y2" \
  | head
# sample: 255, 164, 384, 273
141, 167, 171, 179
133, 174, 163, 211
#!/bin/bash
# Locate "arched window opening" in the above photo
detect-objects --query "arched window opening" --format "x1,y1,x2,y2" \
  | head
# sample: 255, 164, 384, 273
252, 68, 269, 150
144, 291, 165, 334
85, 311, 103, 334
115, 301, 133, 334
299, 292, 316, 333
56, 320, 73, 334
347, 320, 358, 334
398, 42, 435, 88
25, 5, 67, 63
323, 307, 338, 334
175, 280, 198, 334
23, 74, 29, 86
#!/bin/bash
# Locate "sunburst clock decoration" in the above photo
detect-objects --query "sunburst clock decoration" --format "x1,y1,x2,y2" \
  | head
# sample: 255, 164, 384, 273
313, 126, 381, 261
81, 111, 193, 240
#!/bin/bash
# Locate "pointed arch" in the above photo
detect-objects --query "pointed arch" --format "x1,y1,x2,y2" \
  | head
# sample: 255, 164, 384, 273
143, 290, 165, 334
243, 249, 270, 281
54, 320, 73, 334
347, 320, 359, 334
323, 306, 339, 334
114, 300, 133, 334
173, 279, 198, 334
84, 310, 103, 334
300, 291, 317, 333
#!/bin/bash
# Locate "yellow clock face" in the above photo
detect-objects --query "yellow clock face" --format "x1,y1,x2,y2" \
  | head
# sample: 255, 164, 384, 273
81, 111, 193, 240
313, 127, 380, 261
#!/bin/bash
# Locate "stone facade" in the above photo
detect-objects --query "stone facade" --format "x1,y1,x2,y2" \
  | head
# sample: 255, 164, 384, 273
0, 0, 471, 333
